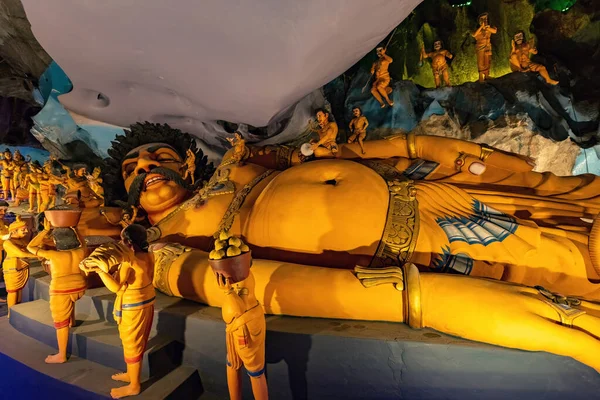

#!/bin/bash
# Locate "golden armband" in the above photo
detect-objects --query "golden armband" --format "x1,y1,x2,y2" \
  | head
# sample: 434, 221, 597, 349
403, 263, 423, 329
407, 132, 418, 159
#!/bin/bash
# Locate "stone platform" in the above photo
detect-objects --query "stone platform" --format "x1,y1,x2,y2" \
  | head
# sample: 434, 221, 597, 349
8, 265, 600, 399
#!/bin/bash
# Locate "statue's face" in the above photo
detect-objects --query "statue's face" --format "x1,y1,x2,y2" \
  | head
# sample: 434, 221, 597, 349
13, 226, 28, 238
0, 207, 6, 217
514, 32, 524, 45
434, 41, 442, 51
4, 152, 11, 160
121, 143, 187, 213
479, 15, 488, 26
14, 151, 23, 161
376, 47, 384, 58
43, 163, 52, 174
316, 111, 329, 125
352, 108, 361, 117
75, 167, 87, 177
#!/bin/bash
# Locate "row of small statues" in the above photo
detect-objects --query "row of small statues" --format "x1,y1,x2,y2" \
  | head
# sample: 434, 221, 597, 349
369, 12, 558, 99
0, 149, 104, 212
1, 208, 267, 400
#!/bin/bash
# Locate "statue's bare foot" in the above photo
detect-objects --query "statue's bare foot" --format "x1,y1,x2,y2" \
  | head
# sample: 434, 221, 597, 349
387, 101, 394, 106
361, 150, 366, 155
548, 79, 559, 85
110, 384, 141, 399
112, 373, 130, 383
45, 354, 67, 364
380, 103, 386, 109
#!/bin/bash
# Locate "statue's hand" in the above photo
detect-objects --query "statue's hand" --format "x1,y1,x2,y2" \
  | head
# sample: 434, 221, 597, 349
215, 272, 233, 292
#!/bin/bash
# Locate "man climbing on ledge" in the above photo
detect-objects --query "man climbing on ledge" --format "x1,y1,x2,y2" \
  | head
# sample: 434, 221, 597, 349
27, 209, 87, 364
370, 46, 395, 108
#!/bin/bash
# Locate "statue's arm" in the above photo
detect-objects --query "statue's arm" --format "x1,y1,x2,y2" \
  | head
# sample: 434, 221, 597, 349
26, 230, 50, 258
489, 26, 498, 34
96, 267, 129, 293
6, 239, 38, 259
382, 54, 393, 63
444, 50, 453, 59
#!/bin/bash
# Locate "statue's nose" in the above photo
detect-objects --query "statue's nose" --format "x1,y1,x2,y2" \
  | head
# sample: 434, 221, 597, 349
135, 157, 159, 175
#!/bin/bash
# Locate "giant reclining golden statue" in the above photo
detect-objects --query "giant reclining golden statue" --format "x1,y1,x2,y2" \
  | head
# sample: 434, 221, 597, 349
83, 123, 600, 372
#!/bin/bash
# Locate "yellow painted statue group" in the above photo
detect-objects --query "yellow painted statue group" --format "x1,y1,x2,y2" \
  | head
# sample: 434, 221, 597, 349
4, 117, 600, 398
416, 12, 559, 88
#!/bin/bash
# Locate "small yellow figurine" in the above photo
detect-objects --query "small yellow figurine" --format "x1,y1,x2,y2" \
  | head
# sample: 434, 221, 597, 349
421, 40, 453, 88
209, 231, 268, 400
180, 148, 197, 184
24, 161, 42, 213
510, 30, 559, 85
80, 224, 155, 399
11, 151, 30, 207
471, 12, 497, 82
85, 166, 105, 205
308, 109, 339, 158
370, 47, 395, 108
37, 160, 62, 212
225, 133, 249, 166
27, 209, 87, 364
57, 160, 103, 208
2, 216, 33, 315
347, 106, 369, 155
101, 205, 141, 229
0, 149, 15, 200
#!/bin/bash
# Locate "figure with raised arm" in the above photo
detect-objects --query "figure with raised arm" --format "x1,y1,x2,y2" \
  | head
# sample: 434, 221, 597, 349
24, 161, 42, 213
80, 224, 155, 399
421, 40, 453, 88
55, 159, 103, 208
347, 107, 369, 154
308, 109, 339, 158
87, 166, 105, 201
510, 30, 559, 85
471, 13, 497, 82
370, 47, 395, 108
180, 148, 197, 184
27, 207, 87, 364
225, 133, 249, 166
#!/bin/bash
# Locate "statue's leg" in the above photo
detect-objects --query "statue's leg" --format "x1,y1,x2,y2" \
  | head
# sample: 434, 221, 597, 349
358, 133, 366, 155
370, 82, 385, 107
443, 69, 451, 87
419, 273, 600, 371
6, 292, 17, 316
47, 294, 72, 363
377, 79, 394, 106
226, 357, 243, 400
28, 189, 35, 212
434, 73, 441, 88
535, 65, 559, 85
250, 375, 269, 400
110, 362, 142, 399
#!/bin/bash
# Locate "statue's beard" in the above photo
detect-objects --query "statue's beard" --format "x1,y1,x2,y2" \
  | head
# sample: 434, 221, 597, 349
128, 167, 192, 207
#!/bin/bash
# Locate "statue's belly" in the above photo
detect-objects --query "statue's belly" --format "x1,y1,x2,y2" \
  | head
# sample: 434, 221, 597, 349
246, 160, 389, 256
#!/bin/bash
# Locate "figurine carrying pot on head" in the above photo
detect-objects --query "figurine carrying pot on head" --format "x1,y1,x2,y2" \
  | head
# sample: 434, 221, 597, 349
27, 208, 87, 364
